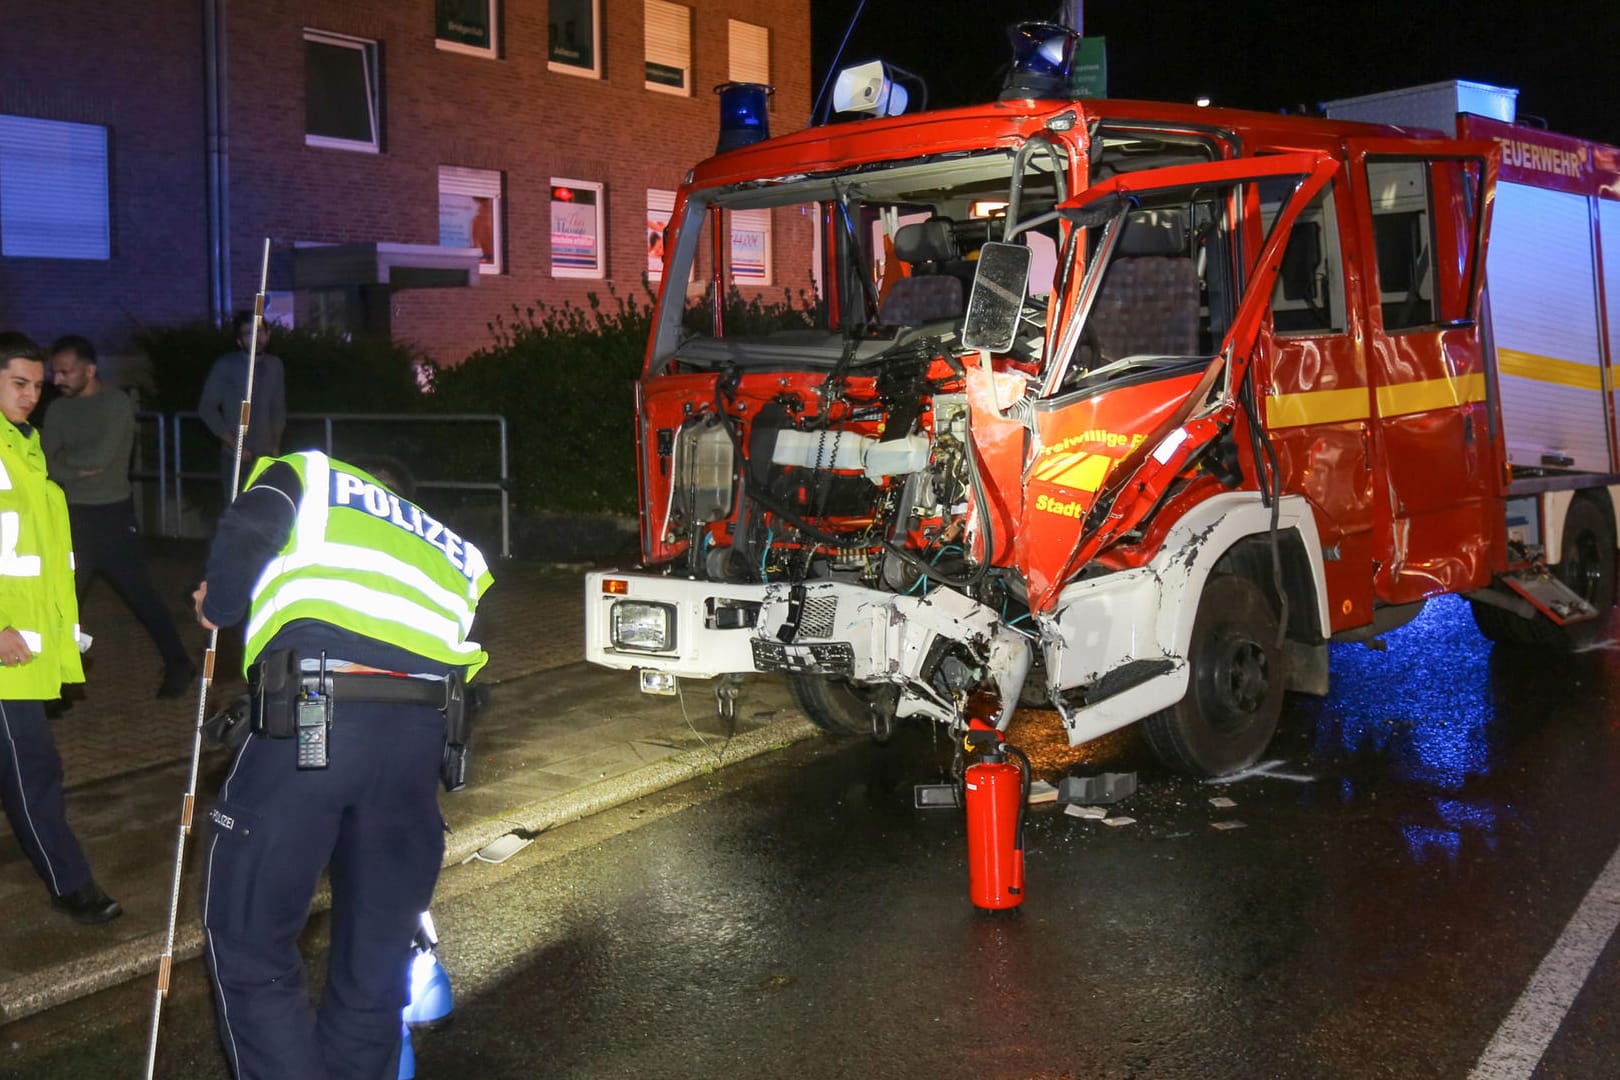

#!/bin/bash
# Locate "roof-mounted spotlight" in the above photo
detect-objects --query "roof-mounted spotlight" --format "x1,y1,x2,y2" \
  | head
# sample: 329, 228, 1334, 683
831, 60, 921, 119
714, 82, 774, 153
999, 21, 1079, 102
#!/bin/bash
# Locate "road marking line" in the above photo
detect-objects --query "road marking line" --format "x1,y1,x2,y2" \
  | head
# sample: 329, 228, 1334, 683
1469, 840, 1620, 1080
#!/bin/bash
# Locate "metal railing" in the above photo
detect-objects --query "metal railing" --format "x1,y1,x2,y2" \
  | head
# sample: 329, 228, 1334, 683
133, 410, 511, 557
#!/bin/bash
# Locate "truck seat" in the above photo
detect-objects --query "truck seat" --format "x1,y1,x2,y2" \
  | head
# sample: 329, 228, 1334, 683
880, 219, 964, 326
1086, 214, 1201, 361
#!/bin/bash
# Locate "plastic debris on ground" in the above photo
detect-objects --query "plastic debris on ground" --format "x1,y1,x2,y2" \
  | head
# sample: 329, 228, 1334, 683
1101, 816, 1136, 827
1208, 796, 1237, 808
1063, 804, 1108, 820
460, 831, 536, 864
1057, 771, 1138, 805
1210, 820, 1247, 831
1027, 780, 1059, 804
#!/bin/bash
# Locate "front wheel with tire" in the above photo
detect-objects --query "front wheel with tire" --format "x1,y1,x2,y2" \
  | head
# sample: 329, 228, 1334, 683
789, 674, 900, 741
1142, 574, 1286, 777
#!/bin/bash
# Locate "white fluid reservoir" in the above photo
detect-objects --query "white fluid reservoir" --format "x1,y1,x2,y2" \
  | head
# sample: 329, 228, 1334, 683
768, 429, 932, 480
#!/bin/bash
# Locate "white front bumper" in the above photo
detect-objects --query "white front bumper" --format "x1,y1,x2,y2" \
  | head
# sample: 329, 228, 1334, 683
584, 571, 1031, 725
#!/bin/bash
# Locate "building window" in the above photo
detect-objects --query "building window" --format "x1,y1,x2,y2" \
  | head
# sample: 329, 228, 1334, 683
549, 0, 599, 78
436, 0, 498, 58
440, 166, 503, 274
0, 115, 109, 260
644, 1, 690, 95
305, 30, 381, 152
647, 189, 675, 280
551, 178, 604, 278
728, 19, 769, 85
731, 208, 771, 285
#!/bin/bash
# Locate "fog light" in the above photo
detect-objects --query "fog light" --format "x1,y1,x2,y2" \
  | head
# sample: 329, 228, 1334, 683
639, 670, 678, 696
612, 600, 676, 651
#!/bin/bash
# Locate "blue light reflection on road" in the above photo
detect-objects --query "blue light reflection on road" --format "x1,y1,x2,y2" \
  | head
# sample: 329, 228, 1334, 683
1309, 595, 1499, 862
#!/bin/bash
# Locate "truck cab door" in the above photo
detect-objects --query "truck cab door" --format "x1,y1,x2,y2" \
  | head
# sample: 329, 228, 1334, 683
1011, 154, 1338, 611
1343, 138, 1500, 603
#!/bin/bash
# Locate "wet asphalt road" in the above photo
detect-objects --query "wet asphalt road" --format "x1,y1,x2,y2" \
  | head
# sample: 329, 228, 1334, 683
6, 594, 1620, 1079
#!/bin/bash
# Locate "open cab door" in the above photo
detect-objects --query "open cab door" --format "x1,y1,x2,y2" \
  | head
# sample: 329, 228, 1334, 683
961, 153, 1339, 611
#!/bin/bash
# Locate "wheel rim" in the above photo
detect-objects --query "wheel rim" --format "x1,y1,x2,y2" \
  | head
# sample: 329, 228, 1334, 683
1563, 528, 1603, 602
1201, 632, 1272, 732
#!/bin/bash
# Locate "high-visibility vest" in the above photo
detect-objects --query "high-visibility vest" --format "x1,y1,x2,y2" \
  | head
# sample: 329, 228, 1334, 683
0, 420, 85, 699
242, 452, 493, 680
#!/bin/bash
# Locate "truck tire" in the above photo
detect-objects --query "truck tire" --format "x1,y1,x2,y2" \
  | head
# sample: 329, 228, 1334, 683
1471, 495, 1616, 649
1142, 573, 1286, 777
789, 674, 899, 741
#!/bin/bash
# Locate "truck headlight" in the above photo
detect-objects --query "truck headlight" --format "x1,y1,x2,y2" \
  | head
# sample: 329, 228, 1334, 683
611, 601, 677, 652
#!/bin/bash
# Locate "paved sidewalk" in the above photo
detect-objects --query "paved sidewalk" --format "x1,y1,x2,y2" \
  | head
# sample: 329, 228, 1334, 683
0, 542, 818, 1023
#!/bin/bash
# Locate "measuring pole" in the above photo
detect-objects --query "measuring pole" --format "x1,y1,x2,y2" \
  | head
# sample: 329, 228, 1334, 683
144, 238, 271, 1079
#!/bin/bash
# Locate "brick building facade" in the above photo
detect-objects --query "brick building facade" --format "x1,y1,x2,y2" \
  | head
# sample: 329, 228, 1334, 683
0, 0, 812, 374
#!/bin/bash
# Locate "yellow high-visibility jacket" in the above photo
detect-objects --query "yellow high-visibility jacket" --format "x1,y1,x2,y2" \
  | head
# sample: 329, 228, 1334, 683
0, 419, 85, 699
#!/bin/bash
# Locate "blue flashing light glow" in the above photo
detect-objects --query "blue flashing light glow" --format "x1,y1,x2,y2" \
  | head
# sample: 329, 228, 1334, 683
1402, 823, 1462, 863
715, 82, 774, 154
1000, 21, 1079, 101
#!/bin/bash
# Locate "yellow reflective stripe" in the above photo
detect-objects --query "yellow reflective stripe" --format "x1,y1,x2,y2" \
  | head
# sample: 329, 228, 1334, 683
309, 540, 476, 630
245, 577, 480, 657
1497, 348, 1605, 391
1031, 451, 1112, 492
1265, 387, 1370, 428
1376, 372, 1487, 417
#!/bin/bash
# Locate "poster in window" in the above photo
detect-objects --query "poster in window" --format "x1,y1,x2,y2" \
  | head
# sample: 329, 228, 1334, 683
647, 190, 675, 280
437, 0, 492, 50
549, 0, 595, 69
731, 211, 769, 282
440, 191, 496, 267
552, 189, 599, 272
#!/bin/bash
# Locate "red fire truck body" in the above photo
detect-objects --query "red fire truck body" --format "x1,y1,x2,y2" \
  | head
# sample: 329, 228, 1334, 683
585, 78, 1620, 776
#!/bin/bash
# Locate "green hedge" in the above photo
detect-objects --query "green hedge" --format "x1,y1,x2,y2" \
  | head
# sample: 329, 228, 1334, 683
135, 287, 816, 516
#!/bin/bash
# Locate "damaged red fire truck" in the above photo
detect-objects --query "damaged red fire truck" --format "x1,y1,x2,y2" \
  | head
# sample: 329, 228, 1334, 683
585, 28, 1620, 778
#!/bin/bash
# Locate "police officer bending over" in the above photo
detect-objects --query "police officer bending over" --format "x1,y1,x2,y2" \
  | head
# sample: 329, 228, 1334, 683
193, 450, 492, 1080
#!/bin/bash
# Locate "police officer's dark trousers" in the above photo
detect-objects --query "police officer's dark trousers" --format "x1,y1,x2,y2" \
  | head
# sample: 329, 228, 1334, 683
69, 500, 191, 671
0, 699, 93, 897
203, 700, 445, 1080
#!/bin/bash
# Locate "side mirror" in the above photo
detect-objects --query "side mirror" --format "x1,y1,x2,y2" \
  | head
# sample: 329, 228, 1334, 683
961, 242, 1033, 353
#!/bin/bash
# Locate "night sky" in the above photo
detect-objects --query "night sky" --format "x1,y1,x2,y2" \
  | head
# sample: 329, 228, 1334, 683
809, 0, 1620, 147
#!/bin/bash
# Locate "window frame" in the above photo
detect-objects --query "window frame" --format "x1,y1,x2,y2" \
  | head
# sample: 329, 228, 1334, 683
439, 165, 504, 275
0, 114, 111, 261
304, 29, 382, 154
549, 0, 602, 79
644, 0, 692, 96
435, 0, 499, 59
550, 177, 606, 279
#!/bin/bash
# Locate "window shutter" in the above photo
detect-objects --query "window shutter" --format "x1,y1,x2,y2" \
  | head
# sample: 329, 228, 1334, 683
645, 2, 690, 94
0, 115, 110, 260
728, 20, 769, 85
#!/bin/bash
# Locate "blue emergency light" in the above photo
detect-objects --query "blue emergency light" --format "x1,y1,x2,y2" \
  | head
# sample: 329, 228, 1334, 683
999, 21, 1079, 101
715, 82, 774, 153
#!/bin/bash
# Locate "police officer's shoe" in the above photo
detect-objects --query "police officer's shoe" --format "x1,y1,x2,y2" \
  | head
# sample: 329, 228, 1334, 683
157, 661, 198, 699
51, 882, 123, 925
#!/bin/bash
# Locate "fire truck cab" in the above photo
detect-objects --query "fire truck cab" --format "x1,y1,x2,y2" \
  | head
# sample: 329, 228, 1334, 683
586, 35, 1620, 777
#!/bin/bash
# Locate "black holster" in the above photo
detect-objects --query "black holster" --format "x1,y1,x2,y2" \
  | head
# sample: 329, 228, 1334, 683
248, 649, 474, 792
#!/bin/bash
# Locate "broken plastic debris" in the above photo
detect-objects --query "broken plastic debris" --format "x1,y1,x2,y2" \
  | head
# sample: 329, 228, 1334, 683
460, 832, 536, 864
1063, 804, 1107, 820
1057, 771, 1137, 805
1208, 796, 1237, 808
1028, 780, 1058, 805
1210, 820, 1247, 831
1101, 816, 1136, 827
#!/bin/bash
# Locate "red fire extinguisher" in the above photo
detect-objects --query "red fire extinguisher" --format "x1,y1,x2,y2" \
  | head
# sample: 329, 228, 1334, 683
964, 729, 1031, 911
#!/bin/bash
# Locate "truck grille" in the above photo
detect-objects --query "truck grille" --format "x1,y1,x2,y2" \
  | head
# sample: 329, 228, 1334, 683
799, 595, 839, 639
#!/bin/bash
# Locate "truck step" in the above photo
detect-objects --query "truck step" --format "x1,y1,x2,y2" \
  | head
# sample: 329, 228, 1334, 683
1501, 568, 1600, 626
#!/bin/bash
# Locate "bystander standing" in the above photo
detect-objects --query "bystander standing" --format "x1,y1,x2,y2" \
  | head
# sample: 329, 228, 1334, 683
198, 311, 286, 497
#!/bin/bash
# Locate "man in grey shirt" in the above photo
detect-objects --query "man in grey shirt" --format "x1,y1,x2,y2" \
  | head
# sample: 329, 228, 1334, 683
44, 336, 195, 698
198, 310, 286, 496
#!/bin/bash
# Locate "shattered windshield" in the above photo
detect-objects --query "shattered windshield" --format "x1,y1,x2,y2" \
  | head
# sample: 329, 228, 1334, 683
648, 148, 1067, 373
